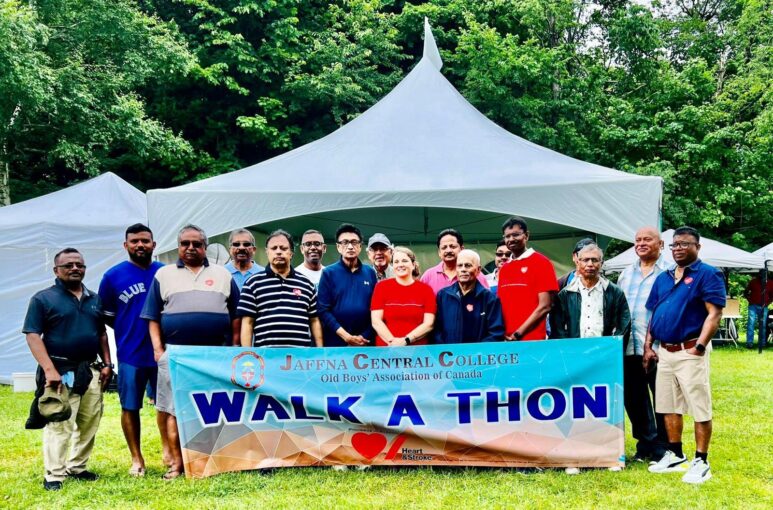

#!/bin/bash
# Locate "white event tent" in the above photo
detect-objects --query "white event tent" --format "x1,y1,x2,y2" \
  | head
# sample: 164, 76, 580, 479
754, 243, 773, 270
0, 173, 146, 383
603, 229, 766, 273
147, 21, 662, 259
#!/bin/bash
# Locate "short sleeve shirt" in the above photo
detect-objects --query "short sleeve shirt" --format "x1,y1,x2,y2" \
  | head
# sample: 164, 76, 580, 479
237, 266, 318, 347
645, 259, 726, 343
370, 279, 436, 346
497, 248, 558, 340
23, 279, 106, 362
141, 259, 240, 346
99, 260, 164, 367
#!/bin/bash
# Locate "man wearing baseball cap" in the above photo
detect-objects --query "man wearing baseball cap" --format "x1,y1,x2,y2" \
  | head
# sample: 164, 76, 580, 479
367, 233, 394, 281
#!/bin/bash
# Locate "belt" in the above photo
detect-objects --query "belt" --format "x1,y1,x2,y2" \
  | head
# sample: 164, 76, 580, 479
661, 338, 698, 352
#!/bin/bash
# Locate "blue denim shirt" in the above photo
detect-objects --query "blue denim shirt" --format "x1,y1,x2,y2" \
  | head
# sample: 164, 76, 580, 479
645, 259, 726, 343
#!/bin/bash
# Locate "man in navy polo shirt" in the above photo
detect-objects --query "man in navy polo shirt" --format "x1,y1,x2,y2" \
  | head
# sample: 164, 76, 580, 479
24, 248, 113, 490
99, 223, 166, 477
643, 226, 725, 484
318, 224, 377, 347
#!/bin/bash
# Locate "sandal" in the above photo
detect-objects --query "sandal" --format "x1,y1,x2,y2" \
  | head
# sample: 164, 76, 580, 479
129, 466, 146, 478
162, 468, 184, 481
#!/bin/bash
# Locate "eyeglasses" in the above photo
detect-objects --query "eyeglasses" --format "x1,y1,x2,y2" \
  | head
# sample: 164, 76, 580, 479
578, 257, 601, 264
302, 241, 324, 248
231, 242, 254, 248
495, 251, 511, 257
669, 242, 698, 250
180, 240, 204, 248
56, 263, 86, 270
503, 232, 526, 240
337, 240, 362, 247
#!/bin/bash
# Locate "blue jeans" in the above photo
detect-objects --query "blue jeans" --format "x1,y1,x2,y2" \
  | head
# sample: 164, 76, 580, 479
747, 304, 769, 347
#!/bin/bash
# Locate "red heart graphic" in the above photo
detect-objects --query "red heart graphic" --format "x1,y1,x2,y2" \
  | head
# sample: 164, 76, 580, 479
351, 432, 388, 460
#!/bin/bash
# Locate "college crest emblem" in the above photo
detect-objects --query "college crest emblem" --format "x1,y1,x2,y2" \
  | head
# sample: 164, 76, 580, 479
231, 351, 265, 390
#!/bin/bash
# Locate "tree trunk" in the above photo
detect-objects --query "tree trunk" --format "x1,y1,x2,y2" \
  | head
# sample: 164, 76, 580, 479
0, 105, 21, 206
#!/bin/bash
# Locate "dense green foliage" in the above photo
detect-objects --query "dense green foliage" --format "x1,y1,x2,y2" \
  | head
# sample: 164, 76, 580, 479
1, 0, 770, 248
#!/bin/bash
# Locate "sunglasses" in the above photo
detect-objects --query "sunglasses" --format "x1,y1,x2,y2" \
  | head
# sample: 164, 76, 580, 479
180, 240, 204, 248
56, 263, 86, 270
231, 242, 254, 248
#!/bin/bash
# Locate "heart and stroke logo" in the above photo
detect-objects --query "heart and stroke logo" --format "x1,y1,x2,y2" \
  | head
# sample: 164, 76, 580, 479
351, 432, 406, 460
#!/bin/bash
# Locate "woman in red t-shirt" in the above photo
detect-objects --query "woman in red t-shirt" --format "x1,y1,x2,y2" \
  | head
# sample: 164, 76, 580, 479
370, 246, 436, 346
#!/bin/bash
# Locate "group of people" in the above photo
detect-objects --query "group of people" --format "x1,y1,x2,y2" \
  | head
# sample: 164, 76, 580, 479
24, 217, 726, 489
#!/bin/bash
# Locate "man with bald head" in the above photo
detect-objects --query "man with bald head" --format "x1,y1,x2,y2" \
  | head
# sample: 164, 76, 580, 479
617, 226, 670, 463
434, 249, 504, 344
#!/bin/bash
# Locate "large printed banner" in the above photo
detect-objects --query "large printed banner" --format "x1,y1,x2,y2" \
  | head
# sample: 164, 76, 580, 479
168, 338, 624, 478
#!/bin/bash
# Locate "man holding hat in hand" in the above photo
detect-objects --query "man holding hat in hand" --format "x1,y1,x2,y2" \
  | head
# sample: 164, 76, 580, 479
23, 248, 113, 491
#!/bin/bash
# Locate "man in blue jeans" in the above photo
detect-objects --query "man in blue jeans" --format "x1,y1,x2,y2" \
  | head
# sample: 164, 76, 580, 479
744, 273, 772, 349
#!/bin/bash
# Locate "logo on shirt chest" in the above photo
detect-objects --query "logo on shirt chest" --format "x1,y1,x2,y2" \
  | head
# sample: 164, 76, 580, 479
205, 279, 214, 287
466, 304, 474, 312
521, 266, 528, 273
684, 277, 694, 285
293, 288, 302, 297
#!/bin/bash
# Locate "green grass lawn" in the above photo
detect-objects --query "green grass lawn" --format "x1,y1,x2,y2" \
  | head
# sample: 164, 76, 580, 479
1, 347, 771, 509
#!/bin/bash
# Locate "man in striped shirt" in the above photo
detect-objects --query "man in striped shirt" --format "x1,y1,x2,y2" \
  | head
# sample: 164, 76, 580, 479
617, 226, 670, 462
238, 229, 323, 347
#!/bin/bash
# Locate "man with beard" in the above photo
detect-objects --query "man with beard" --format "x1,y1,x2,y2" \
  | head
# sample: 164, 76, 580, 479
238, 229, 323, 347
420, 228, 489, 294
24, 248, 113, 490
498, 217, 558, 341
367, 233, 394, 281
295, 229, 326, 285
141, 224, 241, 480
99, 224, 167, 477
224, 229, 264, 290
318, 224, 377, 347
435, 249, 504, 344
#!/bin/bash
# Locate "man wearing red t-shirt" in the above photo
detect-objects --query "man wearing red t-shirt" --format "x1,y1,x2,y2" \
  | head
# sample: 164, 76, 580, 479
497, 217, 558, 340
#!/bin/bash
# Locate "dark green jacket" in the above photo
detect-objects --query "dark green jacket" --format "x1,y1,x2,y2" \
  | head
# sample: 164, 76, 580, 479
550, 278, 631, 348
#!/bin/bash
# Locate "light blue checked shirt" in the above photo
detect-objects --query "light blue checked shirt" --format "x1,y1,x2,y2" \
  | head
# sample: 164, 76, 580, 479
618, 255, 672, 355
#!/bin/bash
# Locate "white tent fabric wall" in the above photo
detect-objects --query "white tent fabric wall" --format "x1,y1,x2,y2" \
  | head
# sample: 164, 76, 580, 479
753, 243, 773, 270
147, 20, 661, 255
603, 229, 766, 273
0, 173, 147, 383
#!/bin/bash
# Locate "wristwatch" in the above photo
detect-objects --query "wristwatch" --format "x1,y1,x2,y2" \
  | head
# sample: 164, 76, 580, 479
404, 336, 412, 346
100, 362, 115, 370
513, 331, 523, 341
695, 343, 706, 353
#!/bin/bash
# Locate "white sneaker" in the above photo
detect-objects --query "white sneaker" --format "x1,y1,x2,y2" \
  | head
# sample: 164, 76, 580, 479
331, 465, 348, 472
648, 451, 688, 473
565, 467, 580, 475
608, 466, 623, 472
681, 458, 712, 484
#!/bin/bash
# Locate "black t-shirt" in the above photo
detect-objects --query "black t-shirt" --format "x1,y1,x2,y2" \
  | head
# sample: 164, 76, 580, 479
23, 279, 105, 362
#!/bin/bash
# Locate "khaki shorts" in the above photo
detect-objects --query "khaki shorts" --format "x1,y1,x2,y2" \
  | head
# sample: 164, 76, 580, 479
655, 345, 712, 422
155, 351, 175, 416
